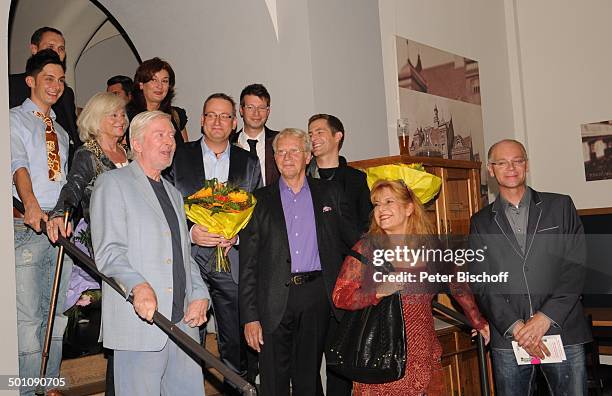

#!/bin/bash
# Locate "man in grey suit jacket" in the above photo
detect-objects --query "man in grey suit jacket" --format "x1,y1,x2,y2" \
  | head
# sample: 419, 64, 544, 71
91, 111, 210, 396
470, 139, 590, 396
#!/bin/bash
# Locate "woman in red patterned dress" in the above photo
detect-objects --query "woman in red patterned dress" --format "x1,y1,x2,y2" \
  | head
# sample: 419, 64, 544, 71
332, 179, 490, 396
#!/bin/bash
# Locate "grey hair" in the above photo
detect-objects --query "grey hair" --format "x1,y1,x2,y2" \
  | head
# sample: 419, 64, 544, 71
272, 128, 312, 153
129, 110, 172, 146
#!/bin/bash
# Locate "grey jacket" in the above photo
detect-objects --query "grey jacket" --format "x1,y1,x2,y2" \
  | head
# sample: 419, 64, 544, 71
90, 161, 210, 351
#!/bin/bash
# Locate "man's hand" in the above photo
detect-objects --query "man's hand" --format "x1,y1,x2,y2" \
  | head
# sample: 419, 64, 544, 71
183, 299, 209, 327
132, 282, 157, 322
244, 321, 264, 352
191, 225, 225, 247
24, 201, 47, 232
513, 313, 552, 359
46, 216, 73, 243
222, 235, 238, 256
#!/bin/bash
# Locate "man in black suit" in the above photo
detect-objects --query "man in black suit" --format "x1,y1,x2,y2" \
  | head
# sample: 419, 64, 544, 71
469, 139, 591, 395
231, 83, 280, 186
9, 27, 80, 164
165, 93, 261, 394
240, 128, 359, 395
306, 113, 371, 395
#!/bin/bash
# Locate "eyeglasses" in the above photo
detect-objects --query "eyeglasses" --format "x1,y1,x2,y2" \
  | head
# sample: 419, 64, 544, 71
274, 148, 306, 157
204, 112, 233, 122
243, 104, 269, 113
489, 158, 527, 169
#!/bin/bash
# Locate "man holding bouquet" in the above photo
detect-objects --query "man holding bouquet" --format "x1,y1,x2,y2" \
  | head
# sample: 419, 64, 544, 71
165, 93, 261, 393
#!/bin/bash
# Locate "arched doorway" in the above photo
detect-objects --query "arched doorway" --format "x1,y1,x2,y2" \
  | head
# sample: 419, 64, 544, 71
8, 0, 140, 108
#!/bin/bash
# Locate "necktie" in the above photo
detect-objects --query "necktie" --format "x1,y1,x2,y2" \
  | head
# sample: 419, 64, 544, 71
34, 111, 62, 181
247, 139, 258, 158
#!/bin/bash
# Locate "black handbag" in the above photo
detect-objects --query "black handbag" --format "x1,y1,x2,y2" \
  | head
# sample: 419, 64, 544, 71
326, 249, 406, 384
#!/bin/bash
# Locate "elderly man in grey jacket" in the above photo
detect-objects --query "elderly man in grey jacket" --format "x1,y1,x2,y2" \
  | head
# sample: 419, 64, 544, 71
91, 111, 209, 395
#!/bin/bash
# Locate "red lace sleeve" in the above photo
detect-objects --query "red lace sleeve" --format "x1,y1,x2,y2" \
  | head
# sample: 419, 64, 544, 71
448, 277, 487, 330
332, 240, 380, 310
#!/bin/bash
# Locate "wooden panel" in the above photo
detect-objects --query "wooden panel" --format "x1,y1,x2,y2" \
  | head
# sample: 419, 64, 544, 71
441, 355, 458, 396
349, 154, 482, 170
578, 207, 612, 216
458, 349, 480, 396
439, 331, 458, 355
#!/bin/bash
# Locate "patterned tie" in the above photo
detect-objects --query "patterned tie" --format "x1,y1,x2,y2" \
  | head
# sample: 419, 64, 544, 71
247, 139, 258, 159
34, 111, 62, 181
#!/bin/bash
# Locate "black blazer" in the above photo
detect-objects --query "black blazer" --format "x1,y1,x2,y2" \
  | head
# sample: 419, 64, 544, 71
165, 138, 261, 282
469, 188, 591, 348
230, 126, 280, 186
239, 177, 360, 333
307, 156, 373, 233
9, 72, 81, 162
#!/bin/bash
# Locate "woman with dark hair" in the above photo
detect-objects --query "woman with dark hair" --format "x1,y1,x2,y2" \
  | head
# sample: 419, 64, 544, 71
125, 57, 188, 147
332, 179, 489, 396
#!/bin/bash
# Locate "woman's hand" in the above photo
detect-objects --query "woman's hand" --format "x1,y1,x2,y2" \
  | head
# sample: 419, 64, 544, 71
471, 323, 490, 345
375, 274, 404, 299
46, 216, 73, 243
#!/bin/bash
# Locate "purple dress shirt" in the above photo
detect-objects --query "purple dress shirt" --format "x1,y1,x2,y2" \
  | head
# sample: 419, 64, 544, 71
279, 177, 322, 273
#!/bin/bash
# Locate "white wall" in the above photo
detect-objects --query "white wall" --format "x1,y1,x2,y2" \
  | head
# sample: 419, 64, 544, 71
74, 21, 140, 107
378, 0, 516, 177
9, 0, 106, 87
1, 0, 19, 392
508, 0, 612, 209
98, 0, 388, 161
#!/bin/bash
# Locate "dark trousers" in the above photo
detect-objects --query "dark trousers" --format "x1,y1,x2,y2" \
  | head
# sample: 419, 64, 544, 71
325, 316, 353, 395
199, 267, 247, 393
260, 276, 330, 396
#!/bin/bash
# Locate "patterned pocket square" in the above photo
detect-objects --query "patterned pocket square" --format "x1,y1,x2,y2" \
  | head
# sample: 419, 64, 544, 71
322, 206, 332, 213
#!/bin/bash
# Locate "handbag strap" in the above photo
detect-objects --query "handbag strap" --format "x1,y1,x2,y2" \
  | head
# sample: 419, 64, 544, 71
347, 248, 395, 275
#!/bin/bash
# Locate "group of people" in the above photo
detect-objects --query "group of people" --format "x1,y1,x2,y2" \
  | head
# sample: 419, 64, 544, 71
10, 25, 591, 396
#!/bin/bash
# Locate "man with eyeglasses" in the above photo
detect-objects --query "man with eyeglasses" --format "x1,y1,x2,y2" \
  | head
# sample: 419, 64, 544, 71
165, 93, 261, 394
469, 139, 590, 395
240, 128, 359, 395
231, 83, 280, 186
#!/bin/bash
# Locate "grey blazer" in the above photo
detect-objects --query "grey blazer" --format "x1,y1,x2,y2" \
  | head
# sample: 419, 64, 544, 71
90, 161, 210, 351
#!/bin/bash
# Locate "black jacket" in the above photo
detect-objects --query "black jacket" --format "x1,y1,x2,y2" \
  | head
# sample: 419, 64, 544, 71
307, 156, 372, 233
469, 188, 591, 348
230, 126, 280, 186
165, 138, 262, 282
239, 177, 360, 332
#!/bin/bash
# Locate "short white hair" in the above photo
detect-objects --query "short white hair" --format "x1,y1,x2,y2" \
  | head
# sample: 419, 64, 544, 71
77, 92, 128, 142
272, 128, 312, 152
129, 111, 172, 145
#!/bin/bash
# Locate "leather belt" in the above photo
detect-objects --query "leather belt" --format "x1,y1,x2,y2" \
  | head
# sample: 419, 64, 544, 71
286, 271, 322, 286
13, 207, 24, 219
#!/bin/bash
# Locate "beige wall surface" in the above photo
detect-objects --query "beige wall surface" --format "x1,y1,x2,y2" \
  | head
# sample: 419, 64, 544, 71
509, 0, 612, 209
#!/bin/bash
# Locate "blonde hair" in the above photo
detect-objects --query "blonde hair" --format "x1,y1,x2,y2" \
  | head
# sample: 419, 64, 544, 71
368, 179, 435, 236
129, 110, 172, 146
77, 92, 128, 142
272, 128, 312, 152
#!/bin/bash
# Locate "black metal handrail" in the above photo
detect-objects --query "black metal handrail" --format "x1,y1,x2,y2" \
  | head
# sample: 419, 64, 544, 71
13, 198, 256, 396
432, 300, 490, 396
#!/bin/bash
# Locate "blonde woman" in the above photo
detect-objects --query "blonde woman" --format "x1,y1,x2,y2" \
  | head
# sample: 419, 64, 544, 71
333, 179, 489, 396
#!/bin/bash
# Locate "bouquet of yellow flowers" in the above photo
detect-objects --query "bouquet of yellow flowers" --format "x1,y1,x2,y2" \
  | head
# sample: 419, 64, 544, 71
184, 179, 256, 272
